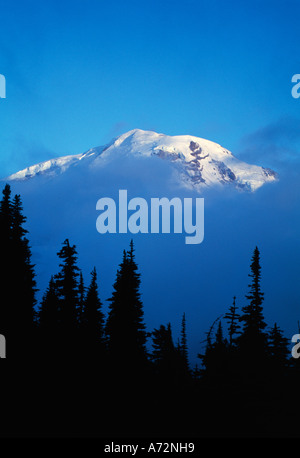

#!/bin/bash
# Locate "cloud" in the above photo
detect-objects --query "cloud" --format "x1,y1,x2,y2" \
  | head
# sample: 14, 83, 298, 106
237, 116, 300, 169
1, 135, 56, 178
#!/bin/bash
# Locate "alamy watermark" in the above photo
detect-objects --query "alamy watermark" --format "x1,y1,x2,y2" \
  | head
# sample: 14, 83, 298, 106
0, 74, 6, 98
291, 74, 300, 99
96, 190, 204, 244
291, 334, 300, 359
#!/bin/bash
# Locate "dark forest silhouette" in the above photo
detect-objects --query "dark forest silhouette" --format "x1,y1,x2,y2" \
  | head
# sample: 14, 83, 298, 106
0, 184, 300, 438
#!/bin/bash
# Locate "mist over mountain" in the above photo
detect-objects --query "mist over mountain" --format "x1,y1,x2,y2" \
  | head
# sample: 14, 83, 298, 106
6, 129, 277, 192
2, 129, 298, 365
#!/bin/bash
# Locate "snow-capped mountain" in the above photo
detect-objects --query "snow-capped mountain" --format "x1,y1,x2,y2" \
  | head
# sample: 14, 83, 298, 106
5, 129, 277, 192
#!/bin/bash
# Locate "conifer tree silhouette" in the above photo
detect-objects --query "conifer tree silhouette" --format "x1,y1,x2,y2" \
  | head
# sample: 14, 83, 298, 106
224, 296, 241, 348
81, 267, 105, 359
0, 184, 13, 339
200, 320, 229, 384
151, 323, 174, 361
197, 315, 228, 384
11, 195, 37, 325
198, 316, 221, 357
54, 239, 80, 355
180, 312, 189, 371
0, 184, 12, 247
0, 186, 37, 357
236, 247, 269, 385
215, 320, 226, 347
105, 240, 147, 370
37, 275, 60, 357
238, 247, 267, 356
151, 323, 177, 379
38, 276, 60, 328
268, 322, 290, 373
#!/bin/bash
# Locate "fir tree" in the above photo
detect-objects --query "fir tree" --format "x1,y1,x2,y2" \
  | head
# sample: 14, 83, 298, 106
0, 184, 13, 338
214, 320, 228, 356
238, 247, 267, 355
11, 194, 37, 326
54, 239, 80, 353
81, 267, 105, 357
38, 276, 60, 330
37, 276, 60, 357
198, 316, 225, 380
224, 296, 241, 347
237, 247, 269, 381
268, 323, 290, 372
151, 323, 177, 378
105, 241, 147, 369
215, 320, 225, 347
0, 184, 12, 243
0, 187, 37, 356
180, 313, 189, 371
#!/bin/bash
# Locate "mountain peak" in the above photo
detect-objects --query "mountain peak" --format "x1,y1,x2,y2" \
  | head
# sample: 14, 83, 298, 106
4, 129, 277, 192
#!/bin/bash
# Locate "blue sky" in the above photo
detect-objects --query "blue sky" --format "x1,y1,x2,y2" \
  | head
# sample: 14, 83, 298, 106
0, 0, 300, 176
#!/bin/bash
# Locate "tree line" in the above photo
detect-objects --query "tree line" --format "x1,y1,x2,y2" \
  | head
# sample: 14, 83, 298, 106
0, 183, 299, 437
0, 184, 191, 375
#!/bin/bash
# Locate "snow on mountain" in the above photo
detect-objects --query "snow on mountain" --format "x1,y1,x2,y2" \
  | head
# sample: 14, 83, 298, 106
4, 129, 277, 192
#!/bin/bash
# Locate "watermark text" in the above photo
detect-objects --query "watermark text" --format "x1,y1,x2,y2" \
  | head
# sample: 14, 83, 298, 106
96, 190, 204, 245
291, 334, 300, 359
0, 74, 6, 98
291, 74, 300, 99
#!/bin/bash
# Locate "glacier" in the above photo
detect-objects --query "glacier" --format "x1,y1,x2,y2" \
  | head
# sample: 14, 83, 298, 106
4, 129, 277, 192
